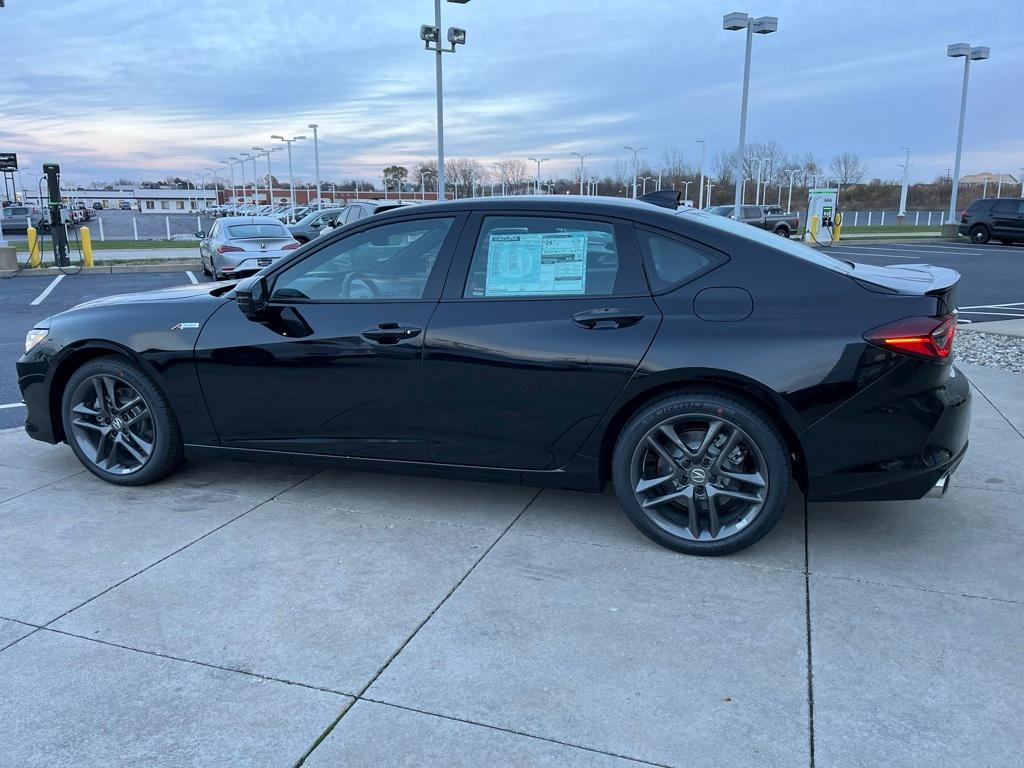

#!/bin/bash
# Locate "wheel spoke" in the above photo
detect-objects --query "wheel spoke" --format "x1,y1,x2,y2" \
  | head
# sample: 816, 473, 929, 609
93, 430, 114, 468
695, 419, 724, 458
124, 407, 150, 427
644, 435, 677, 467
641, 485, 691, 511
72, 418, 105, 434
713, 429, 742, 468
91, 378, 106, 411
718, 469, 767, 488
117, 395, 143, 414
72, 402, 100, 418
706, 490, 722, 538
635, 473, 676, 494
658, 424, 690, 455
711, 486, 762, 504
100, 376, 119, 410
116, 433, 148, 465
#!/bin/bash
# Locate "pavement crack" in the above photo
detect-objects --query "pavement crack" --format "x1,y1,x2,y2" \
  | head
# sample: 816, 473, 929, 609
291, 488, 544, 768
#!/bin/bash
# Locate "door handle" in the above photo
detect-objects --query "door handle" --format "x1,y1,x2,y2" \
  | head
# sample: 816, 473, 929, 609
571, 308, 645, 330
361, 322, 422, 344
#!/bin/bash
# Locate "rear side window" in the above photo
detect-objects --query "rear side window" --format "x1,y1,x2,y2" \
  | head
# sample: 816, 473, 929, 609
464, 216, 622, 298
636, 229, 718, 292
741, 206, 761, 219
991, 200, 1018, 214
228, 224, 289, 238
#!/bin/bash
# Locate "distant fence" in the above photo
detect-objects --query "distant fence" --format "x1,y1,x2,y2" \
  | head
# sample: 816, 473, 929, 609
790, 210, 949, 227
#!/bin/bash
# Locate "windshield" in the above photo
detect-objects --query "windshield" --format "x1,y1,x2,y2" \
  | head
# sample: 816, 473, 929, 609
705, 206, 733, 216
675, 209, 853, 275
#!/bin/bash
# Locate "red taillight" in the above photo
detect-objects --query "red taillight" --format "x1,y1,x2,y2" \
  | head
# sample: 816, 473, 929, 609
216, 244, 244, 254
959, 209, 970, 221
283, 242, 300, 250
865, 314, 957, 360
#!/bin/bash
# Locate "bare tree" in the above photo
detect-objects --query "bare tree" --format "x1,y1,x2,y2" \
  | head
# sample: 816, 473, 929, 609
444, 158, 484, 197
496, 158, 530, 194
829, 152, 867, 186
710, 149, 737, 182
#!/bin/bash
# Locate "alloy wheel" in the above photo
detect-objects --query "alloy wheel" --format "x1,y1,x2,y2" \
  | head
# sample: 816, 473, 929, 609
68, 374, 156, 474
629, 414, 769, 541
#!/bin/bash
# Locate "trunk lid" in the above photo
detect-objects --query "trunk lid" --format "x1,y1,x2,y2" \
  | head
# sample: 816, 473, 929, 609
849, 262, 960, 314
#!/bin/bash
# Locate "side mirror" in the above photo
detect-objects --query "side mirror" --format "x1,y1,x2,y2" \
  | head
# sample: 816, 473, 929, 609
236, 275, 270, 319
195, 230, 206, 239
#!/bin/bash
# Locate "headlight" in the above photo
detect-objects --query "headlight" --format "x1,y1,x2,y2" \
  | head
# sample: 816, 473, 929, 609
25, 328, 48, 354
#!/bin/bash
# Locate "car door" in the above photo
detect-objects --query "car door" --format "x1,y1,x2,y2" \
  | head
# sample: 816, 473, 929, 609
198, 220, 219, 268
988, 200, 1018, 237
194, 212, 465, 460
420, 211, 662, 470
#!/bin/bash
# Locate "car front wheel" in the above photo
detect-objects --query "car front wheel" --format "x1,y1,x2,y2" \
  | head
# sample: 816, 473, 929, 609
612, 391, 791, 556
61, 356, 184, 485
969, 225, 990, 244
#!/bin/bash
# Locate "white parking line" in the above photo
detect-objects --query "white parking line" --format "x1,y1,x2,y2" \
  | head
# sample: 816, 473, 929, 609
0, 402, 26, 410
29, 274, 64, 305
958, 310, 1024, 318
185, 271, 199, 285
960, 301, 1024, 309
829, 250, 919, 259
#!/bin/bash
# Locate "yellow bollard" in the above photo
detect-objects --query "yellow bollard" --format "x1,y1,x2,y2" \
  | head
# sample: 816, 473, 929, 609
809, 214, 820, 239
833, 212, 843, 242
26, 225, 41, 268
81, 226, 94, 267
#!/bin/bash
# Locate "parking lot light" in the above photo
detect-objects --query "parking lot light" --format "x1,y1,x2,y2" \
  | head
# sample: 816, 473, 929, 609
696, 139, 706, 208
623, 146, 645, 198
783, 168, 797, 213
308, 124, 321, 210
527, 157, 549, 194
725, 11, 778, 218
421, 0, 471, 201
219, 160, 236, 205
230, 156, 247, 205
945, 43, 990, 225
569, 152, 592, 196
271, 135, 307, 221
248, 150, 263, 207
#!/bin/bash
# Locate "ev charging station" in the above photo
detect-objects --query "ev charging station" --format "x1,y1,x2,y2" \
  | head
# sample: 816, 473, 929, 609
803, 187, 840, 246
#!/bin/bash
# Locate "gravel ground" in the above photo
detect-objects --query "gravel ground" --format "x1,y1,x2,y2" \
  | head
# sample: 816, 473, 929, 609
956, 329, 1024, 374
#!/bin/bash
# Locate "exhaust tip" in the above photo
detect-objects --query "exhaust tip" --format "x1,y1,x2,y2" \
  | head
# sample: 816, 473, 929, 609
926, 474, 951, 499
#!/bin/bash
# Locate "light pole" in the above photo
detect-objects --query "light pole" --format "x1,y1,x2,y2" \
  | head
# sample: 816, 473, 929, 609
1020, 167, 1024, 199
724, 12, 778, 218
682, 180, 692, 201
262, 148, 279, 207
897, 147, 911, 220
707, 181, 715, 206
308, 123, 321, 209
270, 134, 307, 220
528, 157, 549, 194
571, 151, 592, 195
981, 174, 990, 198
231, 156, 247, 205
492, 162, 505, 195
753, 157, 767, 205
248, 149, 263, 207
420, 0, 470, 201
783, 168, 797, 212
624, 146, 646, 198
220, 160, 237, 205
945, 43, 990, 227
696, 138, 706, 208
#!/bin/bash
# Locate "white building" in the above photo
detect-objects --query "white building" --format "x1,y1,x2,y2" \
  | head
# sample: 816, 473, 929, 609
23, 186, 218, 213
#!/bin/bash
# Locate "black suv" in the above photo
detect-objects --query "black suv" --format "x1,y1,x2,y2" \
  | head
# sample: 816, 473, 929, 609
959, 198, 1024, 244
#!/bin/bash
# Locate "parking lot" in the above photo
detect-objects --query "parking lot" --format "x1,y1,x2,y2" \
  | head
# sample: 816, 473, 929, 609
1, 360, 1021, 766
0, 236, 1022, 765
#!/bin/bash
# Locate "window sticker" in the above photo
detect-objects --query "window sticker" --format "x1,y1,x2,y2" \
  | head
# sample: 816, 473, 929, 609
484, 232, 588, 296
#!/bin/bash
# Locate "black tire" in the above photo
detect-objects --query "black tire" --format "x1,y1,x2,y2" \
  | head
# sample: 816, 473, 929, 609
969, 225, 990, 244
61, 355, 184, 486
612, 390, 791, 556
774, 226, 790, 238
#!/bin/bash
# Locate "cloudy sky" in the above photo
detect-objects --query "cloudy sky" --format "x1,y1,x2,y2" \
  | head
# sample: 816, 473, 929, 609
1, 0, 1020, 187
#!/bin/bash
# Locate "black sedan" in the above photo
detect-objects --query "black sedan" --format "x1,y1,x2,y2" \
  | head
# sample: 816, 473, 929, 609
16, 196, 971, 556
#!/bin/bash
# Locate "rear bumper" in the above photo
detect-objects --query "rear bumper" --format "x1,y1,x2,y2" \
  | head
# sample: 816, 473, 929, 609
803, 362, 971, 502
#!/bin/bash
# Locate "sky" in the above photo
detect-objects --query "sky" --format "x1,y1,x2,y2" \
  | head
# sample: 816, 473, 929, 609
0, 0, 1021, 188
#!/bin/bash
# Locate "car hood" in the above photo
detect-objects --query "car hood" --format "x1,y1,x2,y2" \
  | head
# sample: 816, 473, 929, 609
65, 281, 235, 312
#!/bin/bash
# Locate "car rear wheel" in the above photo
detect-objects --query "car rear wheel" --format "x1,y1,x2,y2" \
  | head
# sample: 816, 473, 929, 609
969, 225, 990, 244
612, 391, 791, 556
774, 226, 790, 237
61, 356, 184, 486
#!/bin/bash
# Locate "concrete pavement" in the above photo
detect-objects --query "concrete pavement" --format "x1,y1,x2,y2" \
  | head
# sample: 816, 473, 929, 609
0, 363, 1021, 766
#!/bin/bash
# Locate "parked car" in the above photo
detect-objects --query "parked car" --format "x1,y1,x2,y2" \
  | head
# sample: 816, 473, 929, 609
958, 197, 1024, 244
288, 207, 346, 243
0, 204, 32, 233
707, 204, 799, 237
195, 216, 301, 280
319, 199, 423, 236
17, 196, 970, 556
118, 200, 133, 210
92, 202, 104, 210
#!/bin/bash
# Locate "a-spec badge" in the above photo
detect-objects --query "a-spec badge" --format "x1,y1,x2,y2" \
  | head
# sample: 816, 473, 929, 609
171, 322, 201, 330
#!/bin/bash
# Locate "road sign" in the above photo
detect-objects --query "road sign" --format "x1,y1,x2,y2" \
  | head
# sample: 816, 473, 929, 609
0, 153, 17, 171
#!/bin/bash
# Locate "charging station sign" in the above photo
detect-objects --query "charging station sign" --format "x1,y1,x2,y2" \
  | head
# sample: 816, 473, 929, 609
0, 153, 17, 171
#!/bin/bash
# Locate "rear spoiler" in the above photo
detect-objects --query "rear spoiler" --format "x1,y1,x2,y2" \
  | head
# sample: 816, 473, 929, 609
638, 190, 682, 210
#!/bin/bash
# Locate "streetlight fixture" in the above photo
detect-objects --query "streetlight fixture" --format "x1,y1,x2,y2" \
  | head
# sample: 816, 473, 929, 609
219, 160, 237, 205
249, 149, 265, 207
682, 180, 692, 201
308, 123, 321, 210
724, 11, 778, 218
571, 151, 592, 195
492, 161, 505, 195
528, 157, 549, 194
420, 0, 470, 201
696, 139, 707, 208
230, 156, 247, 205
783, 168, 798, 213
945, 42, 990, 229
270, 134, 307, 220
623, 145, 646, 198
639, 176, 654, 195
706, 180, 715, 206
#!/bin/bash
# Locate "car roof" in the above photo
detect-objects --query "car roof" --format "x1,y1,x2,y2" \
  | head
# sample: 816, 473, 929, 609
376, 195, 673, 219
